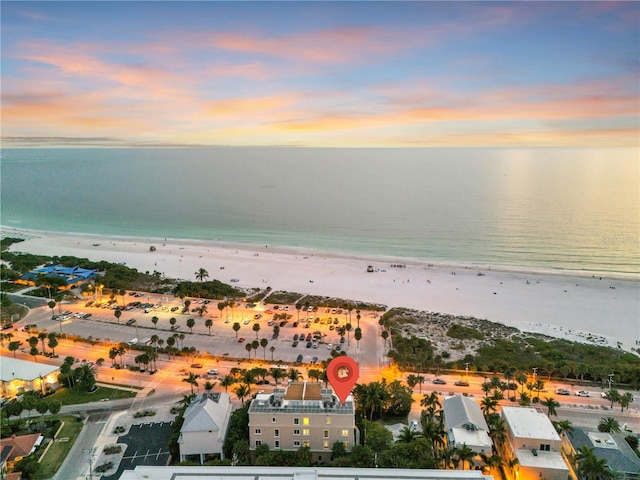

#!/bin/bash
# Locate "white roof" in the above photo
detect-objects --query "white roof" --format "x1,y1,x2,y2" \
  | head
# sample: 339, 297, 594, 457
449, 427, 493, 452
502, 406, 560, 441
444, 395, 489, 431
0, 356, 59, 382
120, 466, 494, 480
515, 449, 569, 470
180, 393, 231, 434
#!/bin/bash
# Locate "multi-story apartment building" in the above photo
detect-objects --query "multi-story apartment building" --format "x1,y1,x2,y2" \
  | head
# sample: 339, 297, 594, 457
248, 382, 358, 462
500, 406, 570, 480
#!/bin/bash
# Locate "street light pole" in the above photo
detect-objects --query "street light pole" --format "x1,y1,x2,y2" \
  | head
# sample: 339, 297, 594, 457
607, 373, 614, 390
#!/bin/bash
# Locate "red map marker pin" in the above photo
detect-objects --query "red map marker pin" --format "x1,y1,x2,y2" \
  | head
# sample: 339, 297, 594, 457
327, 356, 359, 404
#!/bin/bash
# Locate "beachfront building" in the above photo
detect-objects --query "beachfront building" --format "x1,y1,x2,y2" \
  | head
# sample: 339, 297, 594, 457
0, 357, 60, 399
443, 394, 493, 463
248, 382, 358, 462
563, 428, 640, 479
16, 265, 97, 290
177, 392, 232, 464
500, 406, 570, 480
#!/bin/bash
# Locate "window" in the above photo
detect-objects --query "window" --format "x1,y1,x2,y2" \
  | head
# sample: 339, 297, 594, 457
341, 429, 350, 437
255, 440, 262, 447
274, 429, 280, 437
303, 417, 309, 425
275, 440, 280, 449
343, 441, 349, 449
294, 418, 300, 425
325, 417, 332, 425
323, 430, 329, 438
272, 417, 276, 423
303, 429, 310, 436
254, 428, 261, 435
294, 429, 300, 435
293, 440, 300, 447
303, 441, 310, 447
539, 444, 551, 451
323, 441, 329, 449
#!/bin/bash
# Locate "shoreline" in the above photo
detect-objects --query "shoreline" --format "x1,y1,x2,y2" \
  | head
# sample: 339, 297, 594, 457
2, 225, 639, 353
2, 226, 638, 281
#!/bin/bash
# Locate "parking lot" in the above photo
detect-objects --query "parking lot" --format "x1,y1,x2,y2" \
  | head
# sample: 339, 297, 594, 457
103, 421, 173, 480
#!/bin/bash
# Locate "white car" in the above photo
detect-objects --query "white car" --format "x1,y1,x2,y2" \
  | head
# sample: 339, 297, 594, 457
243, 318, 250, 325
327, 344, 333, 350
575, 390, 590, 397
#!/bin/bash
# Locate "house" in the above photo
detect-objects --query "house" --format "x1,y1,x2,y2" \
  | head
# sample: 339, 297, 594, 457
0, 433, 43, 478
248, 382, 358, 462
0, 357, 60, 399
443, 395, 493, 460
500, 406, 570, 480
564, 428, 640, 479
178, 392, 232, 464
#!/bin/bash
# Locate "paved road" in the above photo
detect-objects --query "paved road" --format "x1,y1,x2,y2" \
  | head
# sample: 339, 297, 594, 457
51, 416, 104, 480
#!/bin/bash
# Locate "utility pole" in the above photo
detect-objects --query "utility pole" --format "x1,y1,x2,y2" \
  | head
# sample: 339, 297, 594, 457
607, 373, 614, 390
464, 362, 470, 380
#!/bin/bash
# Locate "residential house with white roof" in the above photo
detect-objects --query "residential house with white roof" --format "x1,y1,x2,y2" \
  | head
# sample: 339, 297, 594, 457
178, 392, 232, 464
500, 406, 570, 480
443, 395, 493, 462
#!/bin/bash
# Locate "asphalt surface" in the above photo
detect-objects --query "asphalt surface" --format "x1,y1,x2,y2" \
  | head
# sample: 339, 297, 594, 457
103, 421, 174, 480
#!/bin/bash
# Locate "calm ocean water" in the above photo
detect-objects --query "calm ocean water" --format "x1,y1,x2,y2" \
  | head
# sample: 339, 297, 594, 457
1, 147, 638, 276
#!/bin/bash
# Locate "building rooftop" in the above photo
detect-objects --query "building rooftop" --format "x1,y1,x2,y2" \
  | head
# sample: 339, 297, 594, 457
444, 394, 489, 431
571, 428, 640, 475
515, 449, 569, 470
180, 393, 231, 434
0, 357, 60, 382
501, 406, 560, 442
249, 382, 354, 415
120, 466, 495, 480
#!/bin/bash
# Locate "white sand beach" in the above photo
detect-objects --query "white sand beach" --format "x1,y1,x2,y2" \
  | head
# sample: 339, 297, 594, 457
3, 227, 639, 353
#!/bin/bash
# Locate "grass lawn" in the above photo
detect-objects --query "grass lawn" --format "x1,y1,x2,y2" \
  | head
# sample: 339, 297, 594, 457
50, 385, 137, 405
34, 415, 83, 480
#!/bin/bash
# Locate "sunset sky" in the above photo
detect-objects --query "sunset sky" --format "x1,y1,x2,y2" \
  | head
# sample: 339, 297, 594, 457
2, 1, 638, 148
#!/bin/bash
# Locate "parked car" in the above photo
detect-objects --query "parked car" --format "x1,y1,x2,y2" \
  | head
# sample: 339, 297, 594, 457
207, 369, 219, 375
292, 341, 299, 347
575, 390, 590, 397
454, 380, 470, 387
433, 378, 447, 385
23, 324, 37, 332
556, 388, 571, 395
190, 363, 203, 369
126, 318, 136, 325
238, 337, 246, 343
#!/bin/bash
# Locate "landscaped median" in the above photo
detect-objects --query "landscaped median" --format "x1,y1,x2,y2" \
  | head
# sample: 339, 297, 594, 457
49, 384, 138, 405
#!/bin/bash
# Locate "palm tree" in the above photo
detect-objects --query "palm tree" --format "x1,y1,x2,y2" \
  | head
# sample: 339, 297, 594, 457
455, 444, 476, 470
9, 341, 21, 358
182, 372, 199, 395
38, 332, 47, 355
269, 345, 276, 361
308, 369, 321, 382
270, 368, 285, 386
245, 343, 252, 359
260, 338, 268, 359
541, 396, 560, 417
575, 445, 614, 480
480, 396, 498, 416
195, 268, 209, 282
287, 368, 303, 382
356, 381, 388, 420
48, 300, 56, 319
552, 419, 574, 438
47, 333, 58, 356
420, 392, 442, 422
252, 323, 261, 339
205, 319, 213, 335
598, 416, 621, 433
204, 381, 215, 393
75, 363, 97, 391
233, 322, 241, 338
345, 323, 352, 346
217, 302, 226, 319
220, 374, 235, 392
114, 309, 122, 324
397, 425, 422, 443
234, 383, 250, 405
186, 318, 195, 333
151, 316, 159, 329
618, 392, 634, 412
604, 389, 620, 409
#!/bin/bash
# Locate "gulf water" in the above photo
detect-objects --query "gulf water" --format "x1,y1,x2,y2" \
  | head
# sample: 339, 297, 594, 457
1, 147, 638, 276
